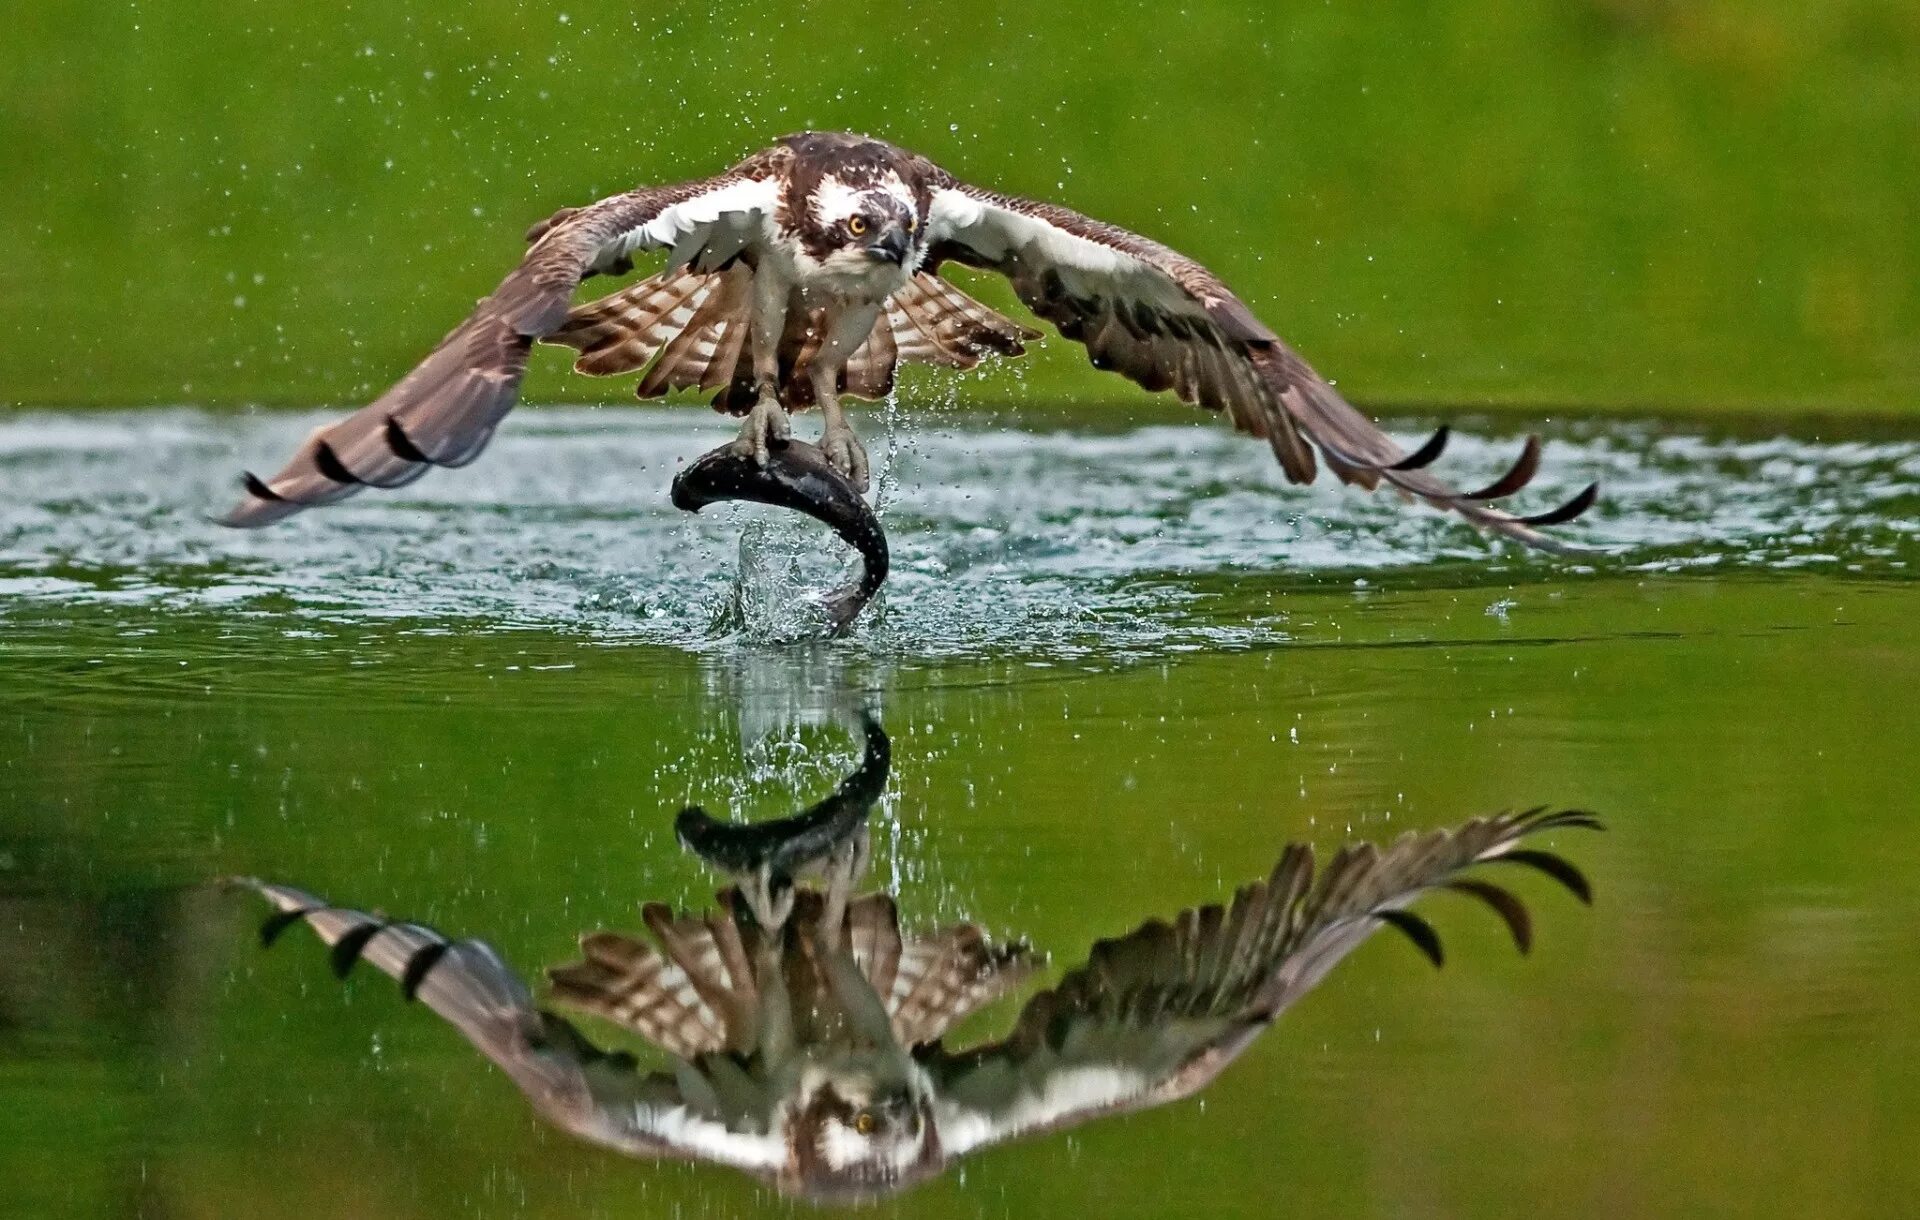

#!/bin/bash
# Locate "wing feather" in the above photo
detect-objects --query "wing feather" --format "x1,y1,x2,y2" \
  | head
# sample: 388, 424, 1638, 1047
833, 274, 1040, 401
924, 181, 1596, 550
636, 270, 752, 399
546, 896, 763, 1058
230, 878, 784, 1170
887, 921, 1039, 1048
842, 303, 900, 400
925, 808, 1599, 1155
219, 156, 783, 527
560, 266, 712, 377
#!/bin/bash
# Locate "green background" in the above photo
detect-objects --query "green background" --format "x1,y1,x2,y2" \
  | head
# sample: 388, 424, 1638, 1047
6, 0, 1917, 413
5, 577, 1919, 1217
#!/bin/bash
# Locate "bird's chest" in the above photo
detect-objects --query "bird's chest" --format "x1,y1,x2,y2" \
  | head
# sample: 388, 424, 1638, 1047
761, 236, 908, 310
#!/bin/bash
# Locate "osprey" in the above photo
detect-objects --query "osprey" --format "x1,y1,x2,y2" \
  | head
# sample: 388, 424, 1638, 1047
221, 131, 1595, 546
235, 803, 1598, 1202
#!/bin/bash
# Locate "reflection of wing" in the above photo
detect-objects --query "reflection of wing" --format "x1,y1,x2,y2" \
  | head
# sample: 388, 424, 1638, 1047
549, 888, 1036, 1054
925, 808, 1598, 1156
549, 897, 764, 1059
234, 879, 785, 1174
923, 182, 1596, 550
220, 158, 784, 527
846, 893, 1039, 1047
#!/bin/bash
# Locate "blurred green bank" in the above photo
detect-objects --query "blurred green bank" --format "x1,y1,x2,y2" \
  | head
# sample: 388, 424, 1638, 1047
4, 1, 1916, 414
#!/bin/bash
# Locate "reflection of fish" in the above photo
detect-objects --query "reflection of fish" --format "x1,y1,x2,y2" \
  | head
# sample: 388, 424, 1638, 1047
672, 438, 888, 635
231, 803, 1599, 1202
675, 712, 887, 900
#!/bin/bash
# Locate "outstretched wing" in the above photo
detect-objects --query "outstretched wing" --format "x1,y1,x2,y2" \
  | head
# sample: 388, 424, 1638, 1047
219, 158, 784, 527
232, 879, 786, 1173
924, 808, 1599, 1157
923, 183, 1597, 549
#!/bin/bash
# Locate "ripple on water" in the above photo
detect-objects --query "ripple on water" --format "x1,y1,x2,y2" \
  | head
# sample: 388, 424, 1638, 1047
0, 407, 1914, 660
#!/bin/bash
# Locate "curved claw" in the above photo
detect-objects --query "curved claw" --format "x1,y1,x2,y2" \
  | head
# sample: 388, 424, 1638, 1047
1389, 425, 1451, 472
1463, 435, 1542, 501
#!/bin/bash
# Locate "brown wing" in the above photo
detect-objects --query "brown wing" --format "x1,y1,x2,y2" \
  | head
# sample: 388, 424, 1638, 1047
232, 879, 788, 1171
219, 163, 782, 527
549, 264, 756, 399
926, 808, 1600, 1156
924, 182, 1597, 550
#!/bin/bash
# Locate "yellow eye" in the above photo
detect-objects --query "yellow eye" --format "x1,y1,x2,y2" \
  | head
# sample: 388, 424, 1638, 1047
905, 215, 917, 233
853, 1111, 877, 1135
847, 216, 868, 237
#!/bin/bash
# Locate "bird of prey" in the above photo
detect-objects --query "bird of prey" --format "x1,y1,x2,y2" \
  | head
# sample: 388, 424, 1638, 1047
233, 807, 1598, 1202
220, 131, 1596, 548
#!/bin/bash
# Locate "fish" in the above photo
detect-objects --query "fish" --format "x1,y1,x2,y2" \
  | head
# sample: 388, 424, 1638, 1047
670, 438, 889, 635
674, 712, 888, 883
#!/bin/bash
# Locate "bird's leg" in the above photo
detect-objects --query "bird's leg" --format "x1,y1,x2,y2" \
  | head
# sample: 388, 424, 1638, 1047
736, 394, 790, 468
750, 936, 796, 1065
815, 824, 871, 945
734, 280, 791, 466
811, 304, 878, 493
808, 824, 897, 1048
814, 375, 870, 495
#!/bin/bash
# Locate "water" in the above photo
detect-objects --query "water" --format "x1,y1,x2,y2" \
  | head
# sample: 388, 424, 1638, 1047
3, 406, 1919, 1217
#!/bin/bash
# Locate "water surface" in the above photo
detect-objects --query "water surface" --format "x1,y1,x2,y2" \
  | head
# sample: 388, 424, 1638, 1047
2, 407, 1917, 1217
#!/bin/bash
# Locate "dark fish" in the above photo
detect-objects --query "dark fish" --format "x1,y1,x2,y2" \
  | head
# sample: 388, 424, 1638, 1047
670, 438, 889, 635
674, 712, 889, 881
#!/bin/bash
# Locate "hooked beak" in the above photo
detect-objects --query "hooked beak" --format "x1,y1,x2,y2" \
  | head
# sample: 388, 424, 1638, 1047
864, 226, 910, 265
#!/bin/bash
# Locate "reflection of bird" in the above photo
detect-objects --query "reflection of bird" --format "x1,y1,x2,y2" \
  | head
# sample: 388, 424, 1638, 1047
221, 131, 1594, 547
234, 808, 1597, 1202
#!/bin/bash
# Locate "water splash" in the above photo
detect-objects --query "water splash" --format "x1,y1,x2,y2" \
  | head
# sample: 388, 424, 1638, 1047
0, 407, 1914, 660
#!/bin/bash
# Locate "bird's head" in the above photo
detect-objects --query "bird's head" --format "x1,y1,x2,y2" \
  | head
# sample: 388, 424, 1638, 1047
780, 1063, 943, 1201
805, 174, 921, 270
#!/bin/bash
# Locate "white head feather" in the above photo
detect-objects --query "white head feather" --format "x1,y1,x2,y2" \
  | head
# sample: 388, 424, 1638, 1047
811, 173, 914, 226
